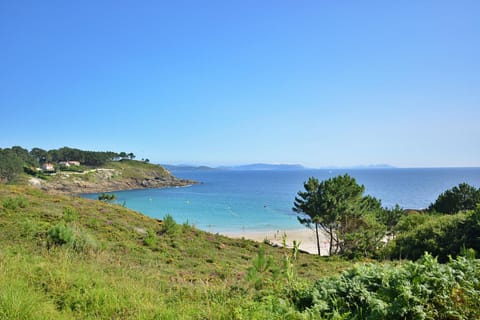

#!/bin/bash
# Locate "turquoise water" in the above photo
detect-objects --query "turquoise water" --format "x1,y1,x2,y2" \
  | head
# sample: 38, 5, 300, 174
82, 168, 480, 233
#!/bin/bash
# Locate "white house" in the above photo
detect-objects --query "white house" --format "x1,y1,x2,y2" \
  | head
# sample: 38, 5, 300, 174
59, 161, 81, 167
41, 163, 55, 171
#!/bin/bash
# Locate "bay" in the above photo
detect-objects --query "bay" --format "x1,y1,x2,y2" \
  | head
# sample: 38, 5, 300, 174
82, 168, 480, 234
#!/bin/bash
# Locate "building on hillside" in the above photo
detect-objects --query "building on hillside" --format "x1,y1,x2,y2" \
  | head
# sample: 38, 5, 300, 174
59, 161, 81, 167
41, 163, 55, 172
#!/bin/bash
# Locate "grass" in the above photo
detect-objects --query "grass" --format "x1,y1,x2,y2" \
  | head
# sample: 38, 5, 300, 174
0, 185, 351, 319
102, 159, 172, 180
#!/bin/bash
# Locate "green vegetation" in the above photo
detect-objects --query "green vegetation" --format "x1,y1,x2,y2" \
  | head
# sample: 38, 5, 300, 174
289, 253, 480, 319
1, 146, 136, 170
97, 193, 117, 202
0, 148, 24, 183
162, 213, 180, 235
0, 185, 350, 319
51, 159, 176, 190
428, 182, 480, 214
386, 208, 480, 262
0, 145, 138, 176
102, 158, 171, 180
378, 182, 480, 262
39, 146, 135, 166
47, 223, 76, 247
293, 174, 391, 257
58, 164, 87, 172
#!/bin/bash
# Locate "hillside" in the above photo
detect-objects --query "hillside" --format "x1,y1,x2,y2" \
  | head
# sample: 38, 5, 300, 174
28, 159, 196, 194
0, 185, 350, 319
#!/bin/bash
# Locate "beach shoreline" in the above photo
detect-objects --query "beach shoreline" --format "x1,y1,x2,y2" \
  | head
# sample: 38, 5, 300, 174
222, 228, 329, 255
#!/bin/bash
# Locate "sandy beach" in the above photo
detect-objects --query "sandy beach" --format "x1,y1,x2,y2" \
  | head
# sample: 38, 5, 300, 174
223, 228, 330, 255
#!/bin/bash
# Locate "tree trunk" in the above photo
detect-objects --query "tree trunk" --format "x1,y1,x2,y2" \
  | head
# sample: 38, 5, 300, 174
315, 223, 321, 256
329, 227, 334, 256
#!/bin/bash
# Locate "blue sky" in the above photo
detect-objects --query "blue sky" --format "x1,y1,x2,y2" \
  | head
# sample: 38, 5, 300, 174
1, 1, 479, 168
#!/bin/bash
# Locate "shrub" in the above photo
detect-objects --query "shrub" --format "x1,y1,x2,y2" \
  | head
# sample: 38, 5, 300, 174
182, 220, 194, 232
23, 165, 39, 176
47, 223, 98, 253
58, 165, 86, 172
292, 253, 480, 319
72, 229, 99, 253
98, 193, 117, 202
162, 214, 179, 236
394, 212, 430, 234
2, 196, 29, 210
63, 207, 79, 222
47, 224, 75, 248
144, 229, 157, 247
386, 209, 480, 262
460, 208, 480, 252
19, 218, 40, 240
17, 197, 29, 208
245, 247, 280, 290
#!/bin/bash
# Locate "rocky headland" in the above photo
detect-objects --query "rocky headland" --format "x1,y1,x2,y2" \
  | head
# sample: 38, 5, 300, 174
28, 160, 197, 194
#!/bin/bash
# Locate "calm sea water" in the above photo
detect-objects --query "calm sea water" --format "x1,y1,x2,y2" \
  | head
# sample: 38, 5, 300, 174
82, 168, 480, 234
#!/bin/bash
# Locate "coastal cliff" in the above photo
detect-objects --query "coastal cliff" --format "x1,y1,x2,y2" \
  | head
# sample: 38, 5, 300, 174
28, 159, 196, 194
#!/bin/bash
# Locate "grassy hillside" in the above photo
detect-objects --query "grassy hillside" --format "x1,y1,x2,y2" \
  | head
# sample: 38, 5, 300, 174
27, 159, 195, 194
102, 159, 173, 179
0, 185, 350, 319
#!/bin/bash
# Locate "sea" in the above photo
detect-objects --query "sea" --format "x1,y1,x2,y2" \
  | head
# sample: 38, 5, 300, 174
82, 168, 480, 234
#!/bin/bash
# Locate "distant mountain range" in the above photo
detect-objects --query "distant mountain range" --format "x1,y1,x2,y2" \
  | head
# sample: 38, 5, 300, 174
161, 164, 217, 171
161, 163, 306, 171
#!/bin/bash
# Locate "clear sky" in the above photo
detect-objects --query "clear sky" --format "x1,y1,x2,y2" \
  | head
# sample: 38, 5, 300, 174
1, 1, 479, 168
